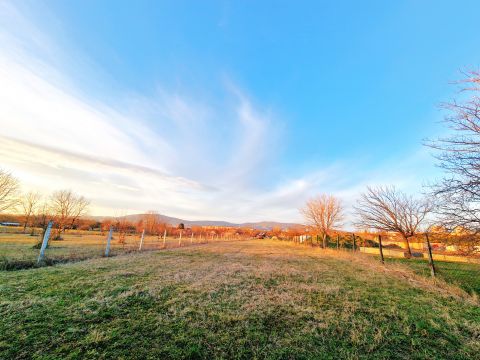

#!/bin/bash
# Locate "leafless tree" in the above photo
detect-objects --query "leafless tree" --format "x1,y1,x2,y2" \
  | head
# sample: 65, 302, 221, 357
0, 169, 20, 213
354, 186, 432, 257
21, 191, 41, 233
143, 210, 159, 235
50, 190, 89, 238
69, 195, 90, 229
300, 194, 343, 248
116, 215, 129, 246
36, 201, 51, 230
426, 71, 480, 234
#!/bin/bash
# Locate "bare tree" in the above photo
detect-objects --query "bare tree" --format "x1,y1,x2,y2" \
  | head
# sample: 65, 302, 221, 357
50, 190, 89, 238
300, 194, 343, 248
20, 191, 41, 233
426, 71, 480, 234
116, 215, 129, 246
143, 210, 159, 235
354, 186, 431, 257
36, 201, 51, 230
0, 169, 20, 213
69, 195, 90, 229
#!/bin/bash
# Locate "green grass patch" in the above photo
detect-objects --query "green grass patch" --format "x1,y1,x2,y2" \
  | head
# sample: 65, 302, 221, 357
385, 257, 480, 295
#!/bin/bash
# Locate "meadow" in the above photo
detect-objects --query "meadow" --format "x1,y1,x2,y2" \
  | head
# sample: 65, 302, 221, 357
1, 239, 479, 359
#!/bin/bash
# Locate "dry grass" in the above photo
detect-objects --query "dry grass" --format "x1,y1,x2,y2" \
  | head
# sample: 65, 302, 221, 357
1, 239, 479, 359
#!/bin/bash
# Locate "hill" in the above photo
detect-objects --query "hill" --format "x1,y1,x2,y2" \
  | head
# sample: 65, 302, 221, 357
86, 213, 302, 230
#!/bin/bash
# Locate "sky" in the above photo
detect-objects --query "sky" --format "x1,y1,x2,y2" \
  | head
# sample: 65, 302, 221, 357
1, 1, 479, 224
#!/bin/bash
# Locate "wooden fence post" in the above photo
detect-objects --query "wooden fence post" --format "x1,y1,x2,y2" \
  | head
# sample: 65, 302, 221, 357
37, 220, 53, 263
424, 233, 436, 277
336, 234, 340, 250
138, 229, 145, 251
352, 233, 356, 252
163, 229, 167, 248
105, 226, 113, 257
178, 230, 182, 246
191, 232, 194, 244
378, 234, 384, 264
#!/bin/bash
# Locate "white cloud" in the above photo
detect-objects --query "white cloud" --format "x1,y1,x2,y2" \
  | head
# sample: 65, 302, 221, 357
0, 2, 286, 221
0, 2, 440, 224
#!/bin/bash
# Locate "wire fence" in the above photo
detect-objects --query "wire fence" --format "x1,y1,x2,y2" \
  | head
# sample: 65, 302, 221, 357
0, 225, 251, 271
275, 233, 480, 295
2, 225, 479, 295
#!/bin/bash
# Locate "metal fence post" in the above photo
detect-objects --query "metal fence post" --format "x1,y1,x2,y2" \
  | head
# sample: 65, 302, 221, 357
425, 233, 436, 277
37, 221, 53, 263
378, 234, 385, 264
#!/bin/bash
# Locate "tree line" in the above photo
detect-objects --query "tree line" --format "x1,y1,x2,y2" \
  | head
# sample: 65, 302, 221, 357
0, 183, 303, 241
0, 175, 89, 239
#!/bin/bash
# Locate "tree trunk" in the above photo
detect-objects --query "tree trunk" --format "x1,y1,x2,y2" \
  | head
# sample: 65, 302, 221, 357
23, 217, 29, 233
322, 233, 327, 249
402, 234, 412, 258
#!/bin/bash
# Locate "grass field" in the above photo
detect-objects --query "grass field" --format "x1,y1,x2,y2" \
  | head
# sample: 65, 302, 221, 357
1, 240, 479, 359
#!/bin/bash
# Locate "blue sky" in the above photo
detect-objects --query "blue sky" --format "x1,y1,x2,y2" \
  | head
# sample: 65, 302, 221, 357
1, 1, 479, 223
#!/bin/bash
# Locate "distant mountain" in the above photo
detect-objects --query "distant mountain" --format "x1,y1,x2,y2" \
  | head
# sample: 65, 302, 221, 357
85, 213, 302, 230
239, 221, 302, 230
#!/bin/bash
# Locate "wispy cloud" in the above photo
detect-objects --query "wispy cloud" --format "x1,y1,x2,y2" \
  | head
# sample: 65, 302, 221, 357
0, 2, 286, 221
0, 2, 439, 224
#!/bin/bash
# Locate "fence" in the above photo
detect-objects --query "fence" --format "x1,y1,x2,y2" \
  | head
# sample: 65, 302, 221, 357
2, 226, 479, 294
0, 225, 251, 271
275, 232, 480, 295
